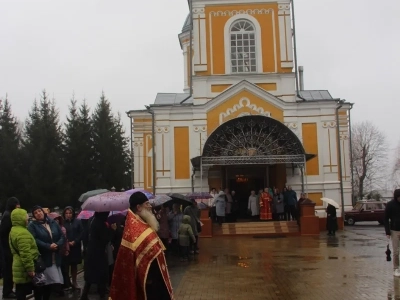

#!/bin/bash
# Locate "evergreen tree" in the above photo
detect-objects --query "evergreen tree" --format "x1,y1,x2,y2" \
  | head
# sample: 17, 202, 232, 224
22, 90, 65, 208
92, 92, 130, 190
0, 96, 24, 204
64, 98, 96, 207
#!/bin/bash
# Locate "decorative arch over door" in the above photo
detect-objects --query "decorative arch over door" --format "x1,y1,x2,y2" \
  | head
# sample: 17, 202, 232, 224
201, 115, 308, 166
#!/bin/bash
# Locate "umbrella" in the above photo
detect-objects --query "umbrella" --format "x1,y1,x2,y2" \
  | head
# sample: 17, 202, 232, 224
166, 193, 193, 206
320, 197, 340, 209
81, 192, 131, 212
78, 189, 109, 203
186, 192, 213, 199
108, 210, 128, 223
149, 194, 173, 207
125, 188, 154, 199
77, 210, 94, 220
77, 210, 128, 220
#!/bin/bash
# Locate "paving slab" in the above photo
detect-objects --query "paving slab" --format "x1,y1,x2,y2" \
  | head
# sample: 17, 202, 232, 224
2, 226, 400, 299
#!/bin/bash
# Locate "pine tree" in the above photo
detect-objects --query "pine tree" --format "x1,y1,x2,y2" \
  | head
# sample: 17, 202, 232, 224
92, 92, 130, 190
22, 90, 65, 208
113, 113, 131, 190
0, 96, 23, 204
64, 98, 96, 207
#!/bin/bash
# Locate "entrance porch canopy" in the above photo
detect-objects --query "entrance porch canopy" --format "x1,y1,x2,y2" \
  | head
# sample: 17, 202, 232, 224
191, 115, 315, 168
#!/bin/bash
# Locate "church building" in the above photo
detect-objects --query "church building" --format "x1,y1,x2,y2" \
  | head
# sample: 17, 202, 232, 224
128, 0, 353, 216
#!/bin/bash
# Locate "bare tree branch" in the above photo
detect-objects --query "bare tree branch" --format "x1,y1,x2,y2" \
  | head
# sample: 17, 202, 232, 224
351, 121, 387, 199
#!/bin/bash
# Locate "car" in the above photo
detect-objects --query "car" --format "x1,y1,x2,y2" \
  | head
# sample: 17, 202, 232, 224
344, 200, 387, 226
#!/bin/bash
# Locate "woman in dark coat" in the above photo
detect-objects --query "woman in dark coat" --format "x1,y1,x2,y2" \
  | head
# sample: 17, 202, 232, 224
62, 206, 83, 289
326, 204, 338, 236
80, 212, 113, 300
28, 206, 65, 300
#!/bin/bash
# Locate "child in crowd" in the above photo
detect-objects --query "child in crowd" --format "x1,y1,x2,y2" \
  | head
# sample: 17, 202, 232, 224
178, 215, 195, 262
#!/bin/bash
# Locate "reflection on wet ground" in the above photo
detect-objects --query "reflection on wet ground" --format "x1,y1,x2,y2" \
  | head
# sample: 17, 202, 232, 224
4, 223, 400, 299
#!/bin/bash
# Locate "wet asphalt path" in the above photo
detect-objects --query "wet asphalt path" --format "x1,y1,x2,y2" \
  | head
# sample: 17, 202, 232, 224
2, 222, 398, 299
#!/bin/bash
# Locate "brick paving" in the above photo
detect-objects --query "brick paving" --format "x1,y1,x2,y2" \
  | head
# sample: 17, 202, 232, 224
3, 226, 400, 299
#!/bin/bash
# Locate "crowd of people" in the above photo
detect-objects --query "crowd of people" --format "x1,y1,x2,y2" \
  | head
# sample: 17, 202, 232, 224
208, 186, 307, 224
0, 191, 183, 300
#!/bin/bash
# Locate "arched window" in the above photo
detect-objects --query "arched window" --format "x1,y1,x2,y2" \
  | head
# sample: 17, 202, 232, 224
230, 19, 257, 73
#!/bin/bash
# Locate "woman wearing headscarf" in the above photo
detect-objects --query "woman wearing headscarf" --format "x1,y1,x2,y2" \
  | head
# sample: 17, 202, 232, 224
80, 212, 114, 300
28, 206, 65, 300
62, 206, 83, 289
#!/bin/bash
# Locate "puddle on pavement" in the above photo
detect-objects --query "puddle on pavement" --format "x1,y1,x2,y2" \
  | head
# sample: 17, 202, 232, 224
355, 255, 374, 258
278, 255, 324, 260
226, 255, 253, 260
253, 235, 286, 239
237, 262, 250, 268
348, 238, 375, 242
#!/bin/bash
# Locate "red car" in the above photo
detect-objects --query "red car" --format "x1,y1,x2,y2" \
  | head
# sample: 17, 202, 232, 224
344, 200, 387, 225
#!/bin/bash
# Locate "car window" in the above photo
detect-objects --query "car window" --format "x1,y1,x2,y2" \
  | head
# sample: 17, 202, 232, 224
365, 203, 375, 210
354, 203, 363, 210
361, 204, 367, 211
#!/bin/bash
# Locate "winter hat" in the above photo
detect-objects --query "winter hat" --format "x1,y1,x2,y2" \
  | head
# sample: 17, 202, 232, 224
129, 192, 149, 208
31, 205, 45, 216
394, 189, 400, 200
6, 197, 20, 212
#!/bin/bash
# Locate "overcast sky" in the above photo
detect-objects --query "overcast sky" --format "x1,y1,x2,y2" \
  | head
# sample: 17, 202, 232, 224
1, 0, 399, 157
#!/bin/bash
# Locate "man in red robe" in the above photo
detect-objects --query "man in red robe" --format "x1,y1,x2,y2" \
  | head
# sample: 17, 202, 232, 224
260, 188, 273, 220
108, 192, 174, 300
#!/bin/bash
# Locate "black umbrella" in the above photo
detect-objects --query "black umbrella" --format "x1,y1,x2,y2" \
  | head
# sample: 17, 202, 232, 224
166, 193, 192, 206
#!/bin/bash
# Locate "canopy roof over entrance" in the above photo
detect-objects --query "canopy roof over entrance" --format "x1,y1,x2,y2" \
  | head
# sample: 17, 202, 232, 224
193, 115, 315, 167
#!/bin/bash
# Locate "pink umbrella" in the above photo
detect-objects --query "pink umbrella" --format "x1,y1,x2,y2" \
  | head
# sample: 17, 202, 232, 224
77, 210, 94, 219
81, 192, 131, 212
77, 210, 127, 220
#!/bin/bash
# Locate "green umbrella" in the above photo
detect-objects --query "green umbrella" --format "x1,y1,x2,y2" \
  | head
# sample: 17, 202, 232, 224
78, 189, 109, 203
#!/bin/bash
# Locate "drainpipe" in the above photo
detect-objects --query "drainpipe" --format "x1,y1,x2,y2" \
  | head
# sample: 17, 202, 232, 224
298, 66, 304, 91
336, 102, 345, 217
291, 0, 306, 101
128, 114, 134, 188
180, 0, 193, 104
145, 106, 156, 195
348, 103, 355, 204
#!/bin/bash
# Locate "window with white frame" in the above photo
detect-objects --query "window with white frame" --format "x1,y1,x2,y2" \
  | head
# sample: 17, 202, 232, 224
230, 19, 257, 73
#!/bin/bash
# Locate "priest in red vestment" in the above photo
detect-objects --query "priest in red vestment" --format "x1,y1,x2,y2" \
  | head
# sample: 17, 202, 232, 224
108, 192, 174, 300
260, 188, 273, 220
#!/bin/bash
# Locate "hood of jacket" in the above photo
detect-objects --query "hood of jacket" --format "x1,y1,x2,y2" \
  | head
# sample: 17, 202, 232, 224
182, 215, 191, 224
11, 208, 28, 228
6, 197, 20, 212
62, 206, 76, 221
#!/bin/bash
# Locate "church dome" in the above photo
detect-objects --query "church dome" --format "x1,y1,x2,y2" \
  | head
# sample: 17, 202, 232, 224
182, 13, 191, 33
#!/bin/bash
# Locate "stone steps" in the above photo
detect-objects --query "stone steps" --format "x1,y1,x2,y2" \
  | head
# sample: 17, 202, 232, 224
212, 221, 299, 236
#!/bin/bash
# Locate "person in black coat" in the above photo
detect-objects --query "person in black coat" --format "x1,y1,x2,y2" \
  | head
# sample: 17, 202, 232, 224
62, 206, 83, 289
384, 189, 400, 275
326, 204, 338, 236
80, 212, 114, 300
0, 197, 20, 298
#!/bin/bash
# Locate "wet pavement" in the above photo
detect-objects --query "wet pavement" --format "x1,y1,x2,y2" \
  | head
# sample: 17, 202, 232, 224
4, 223, 400, 299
